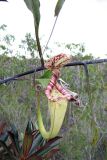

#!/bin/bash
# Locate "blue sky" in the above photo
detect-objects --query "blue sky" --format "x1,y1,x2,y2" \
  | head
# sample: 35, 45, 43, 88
0, 0, 107, 58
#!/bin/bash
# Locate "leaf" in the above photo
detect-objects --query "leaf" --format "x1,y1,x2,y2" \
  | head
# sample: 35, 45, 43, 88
40, 70, 52, 79
36, 78, 50, 88
23, 121, 34, 157
27, 154, 42, 160
0, 121, 6, 135
24, 0, 44, 67
0, 140, 13, 158
0, 45, 6, 50
36, 136, 61, 156
29, 133, 44, 155
8, 125, 21, 156
47, 136, 62, 144
8, 131, 20, 157
55, 0, 65, 17
91, 119, 100, 146
0, 132, 8, 142
24, 0, 40, 29
91, 127, 99, 146
36, 70, 52, 88
43, 148, 59, 159
80, 106, 91, 120
8, 124, 21, 156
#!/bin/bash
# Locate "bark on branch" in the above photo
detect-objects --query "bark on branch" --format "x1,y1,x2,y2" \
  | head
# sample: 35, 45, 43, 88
0, 58, 107, 85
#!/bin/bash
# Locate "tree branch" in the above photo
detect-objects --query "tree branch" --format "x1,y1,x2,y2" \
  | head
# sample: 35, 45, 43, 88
0, 58, 107, 85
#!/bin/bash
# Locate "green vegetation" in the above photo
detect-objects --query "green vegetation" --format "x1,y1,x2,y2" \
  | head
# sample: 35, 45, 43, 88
0, 120, 61, 160
0, 25, 107, 159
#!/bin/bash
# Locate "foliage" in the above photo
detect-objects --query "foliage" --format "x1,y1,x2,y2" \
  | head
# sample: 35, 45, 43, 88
24, 0, 40, 30
0, 120, 61, 160
55, 0, 65, 17
23, 0, 66, 66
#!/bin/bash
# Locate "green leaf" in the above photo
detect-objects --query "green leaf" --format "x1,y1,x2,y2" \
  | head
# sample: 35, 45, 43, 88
91, 120, 100, 146
36, 136, 61, 156
36, 70, 52, 88
40, 70, 52, 79
55, 0, 65, 17
0, 45, 6, 50
23, 121, 34, 156
91, 127, 99, 146
0, 132, 8, 142
36, 78, 50, 88
0, 24, 7, 30
29, 133, 44, 155
8, 131, 21, 156
24, 0, 40, 29
80, 106, 91, 120
8, 124, 21, 155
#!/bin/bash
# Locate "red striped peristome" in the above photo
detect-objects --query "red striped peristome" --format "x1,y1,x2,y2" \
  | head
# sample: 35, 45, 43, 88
45, 69, 60, 101
45, 70, 80, 105
44, 53, 80, 105
55, 83, 80, 106
44, 53, 71, 70
56, 83, 78, 100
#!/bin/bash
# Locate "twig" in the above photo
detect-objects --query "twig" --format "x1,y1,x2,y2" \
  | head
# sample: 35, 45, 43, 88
0, 66, 44, 85
65, 58, 107, 66
43, 17, 58, 55
0, 58, 107, 85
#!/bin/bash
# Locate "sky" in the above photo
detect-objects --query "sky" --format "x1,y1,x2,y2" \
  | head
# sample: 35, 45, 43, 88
0, 0, 107, 58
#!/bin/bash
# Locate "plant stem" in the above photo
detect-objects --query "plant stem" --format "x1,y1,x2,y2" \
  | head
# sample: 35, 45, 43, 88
35, 27, 44, 67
